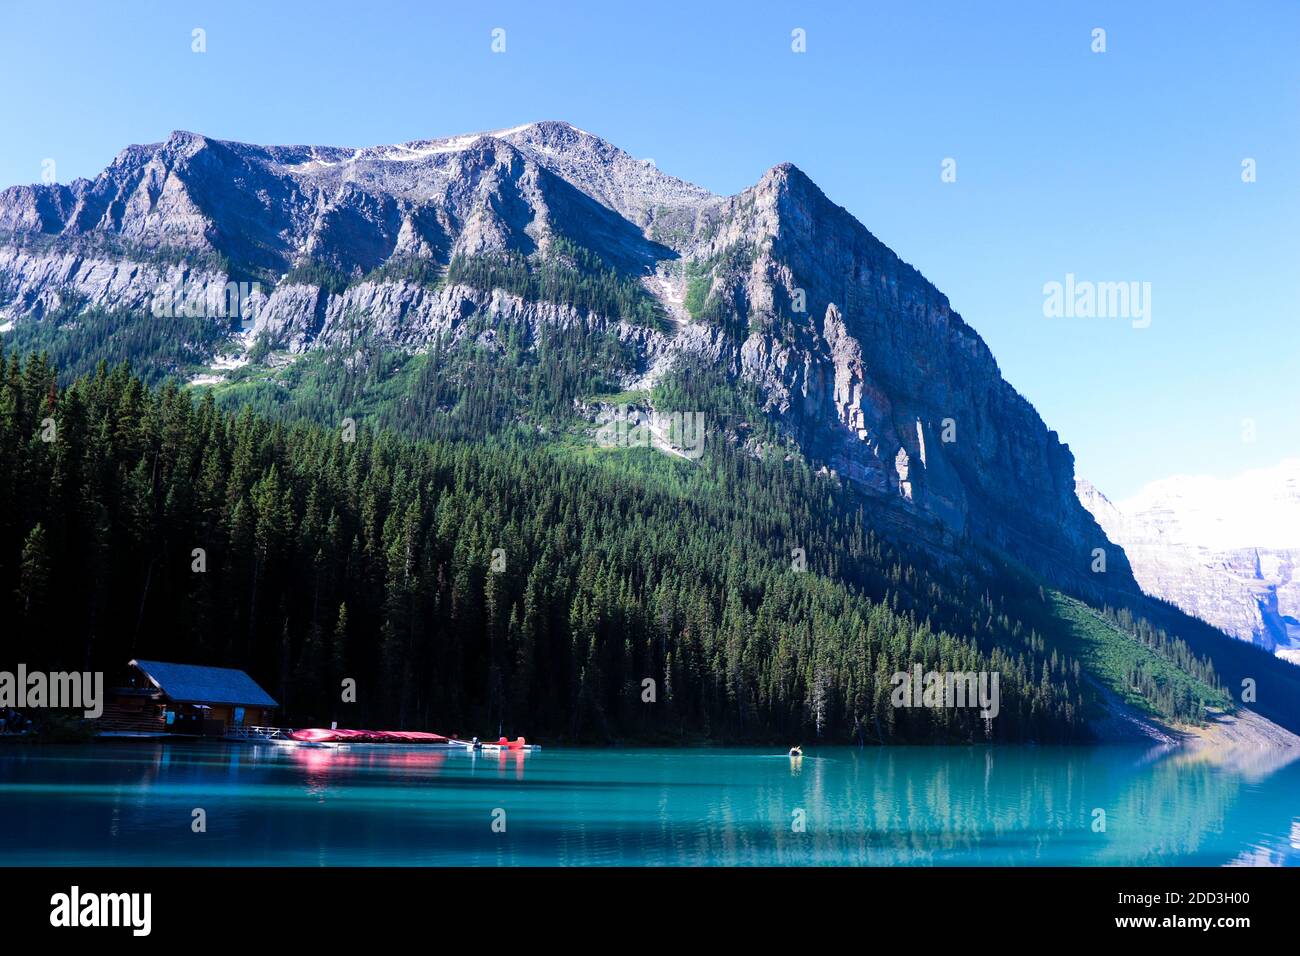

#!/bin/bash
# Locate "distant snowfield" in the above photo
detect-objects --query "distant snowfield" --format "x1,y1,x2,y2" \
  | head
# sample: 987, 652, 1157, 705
1078, 460, 1300, 656
1117, 459, 1300, 551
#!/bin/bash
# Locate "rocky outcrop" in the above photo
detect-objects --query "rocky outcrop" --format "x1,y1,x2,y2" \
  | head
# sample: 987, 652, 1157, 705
0, 121, 1138, 598
667, 162, 1130, 591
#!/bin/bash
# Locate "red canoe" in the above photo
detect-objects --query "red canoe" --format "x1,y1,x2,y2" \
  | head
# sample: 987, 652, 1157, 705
290, 728, 453, 744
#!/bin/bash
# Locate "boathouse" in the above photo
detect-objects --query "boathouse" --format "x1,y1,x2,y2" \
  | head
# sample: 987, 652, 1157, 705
103, 660, 278, 736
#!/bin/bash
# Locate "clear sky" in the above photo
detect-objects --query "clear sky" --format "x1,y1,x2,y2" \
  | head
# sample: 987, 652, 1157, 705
3, 0, 1297, 499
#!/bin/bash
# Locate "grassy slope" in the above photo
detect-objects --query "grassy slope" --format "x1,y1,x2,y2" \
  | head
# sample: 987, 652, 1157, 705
1138, 597, 1300, 735
1042, 592, 1230, 725
206, 348, 429, 421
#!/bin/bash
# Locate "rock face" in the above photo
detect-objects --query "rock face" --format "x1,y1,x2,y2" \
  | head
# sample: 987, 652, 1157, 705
0, 120, 1134, 596
1078, 462, 1300, 659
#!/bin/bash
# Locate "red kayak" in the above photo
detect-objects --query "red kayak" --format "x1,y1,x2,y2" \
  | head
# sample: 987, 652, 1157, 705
290, 728, 453, 744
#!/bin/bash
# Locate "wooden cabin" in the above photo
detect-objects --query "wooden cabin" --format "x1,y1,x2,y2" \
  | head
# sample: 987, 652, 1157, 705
104, 660, 278, 736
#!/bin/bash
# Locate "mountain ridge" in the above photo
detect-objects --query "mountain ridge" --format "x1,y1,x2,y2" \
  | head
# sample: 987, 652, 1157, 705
0, 120, 1134, 604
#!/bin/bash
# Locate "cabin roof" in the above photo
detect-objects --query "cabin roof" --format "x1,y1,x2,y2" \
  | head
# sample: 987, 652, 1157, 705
128, 660, 278, 708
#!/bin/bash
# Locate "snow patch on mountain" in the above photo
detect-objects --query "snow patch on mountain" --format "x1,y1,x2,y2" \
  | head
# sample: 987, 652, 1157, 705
1117, 460, 1300, 551
1078, 461, 1300, 659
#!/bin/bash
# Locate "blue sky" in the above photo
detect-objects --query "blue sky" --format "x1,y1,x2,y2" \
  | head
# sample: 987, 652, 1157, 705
3, 0, 1297, 498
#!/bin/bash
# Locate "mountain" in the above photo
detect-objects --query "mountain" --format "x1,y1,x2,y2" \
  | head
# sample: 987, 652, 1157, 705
1079, 463, 1300, 663
9, 121, 1300, 741
0, 120, 1135, 604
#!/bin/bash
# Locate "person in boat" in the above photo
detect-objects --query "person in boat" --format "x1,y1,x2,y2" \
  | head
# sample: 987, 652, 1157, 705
789, 746, 803, 757
471, 736, 481, 750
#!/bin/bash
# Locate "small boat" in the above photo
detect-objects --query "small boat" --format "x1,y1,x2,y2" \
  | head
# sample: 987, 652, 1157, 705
286, 728, 540, 751
462, 736, 540, 753
290, 728, 454, 745
788, 746, 803, 758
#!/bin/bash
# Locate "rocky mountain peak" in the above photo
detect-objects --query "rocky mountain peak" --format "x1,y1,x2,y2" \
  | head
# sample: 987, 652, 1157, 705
161, 129, 211, 152
0, 121, 1143, 600
496, 121, 718, 231
755, 160, 815, 194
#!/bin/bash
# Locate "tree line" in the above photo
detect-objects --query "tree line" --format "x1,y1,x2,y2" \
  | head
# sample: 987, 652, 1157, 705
2, 348, 1107, 743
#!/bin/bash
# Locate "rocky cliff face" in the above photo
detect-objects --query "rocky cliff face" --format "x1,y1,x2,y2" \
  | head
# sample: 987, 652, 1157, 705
1078, 463, 1300, 661
0, 120, 1134, 596
670, 162, 1127, 592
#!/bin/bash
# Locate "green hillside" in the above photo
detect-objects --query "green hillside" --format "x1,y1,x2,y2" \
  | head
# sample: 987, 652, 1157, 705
1, 344, 1251, 743
1039, 592, 1230, 725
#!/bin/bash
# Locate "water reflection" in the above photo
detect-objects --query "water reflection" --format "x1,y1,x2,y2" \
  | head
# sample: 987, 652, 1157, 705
0, 740, 1297, 866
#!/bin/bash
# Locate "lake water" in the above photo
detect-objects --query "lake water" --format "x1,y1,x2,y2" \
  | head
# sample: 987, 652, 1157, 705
1, 741, 1297, 866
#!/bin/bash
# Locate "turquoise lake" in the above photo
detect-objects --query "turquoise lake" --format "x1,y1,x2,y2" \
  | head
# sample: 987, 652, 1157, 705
1, 741, 1297, 866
